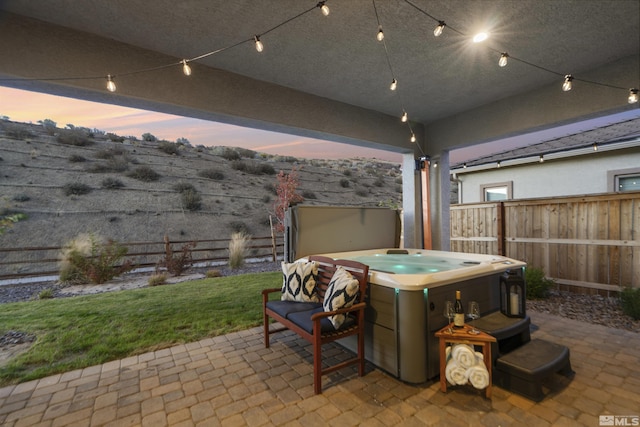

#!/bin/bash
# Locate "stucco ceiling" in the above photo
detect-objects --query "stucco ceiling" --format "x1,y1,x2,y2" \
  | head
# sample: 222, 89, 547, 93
2, 0, 640, 152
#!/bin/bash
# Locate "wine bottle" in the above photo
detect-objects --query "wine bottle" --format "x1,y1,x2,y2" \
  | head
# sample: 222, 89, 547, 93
453, 290, 465, 328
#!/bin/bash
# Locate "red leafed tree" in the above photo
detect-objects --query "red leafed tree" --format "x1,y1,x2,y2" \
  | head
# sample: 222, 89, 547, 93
273, 167, 304, 233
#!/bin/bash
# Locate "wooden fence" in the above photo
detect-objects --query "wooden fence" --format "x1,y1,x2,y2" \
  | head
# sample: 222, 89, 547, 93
0, 235, 283, 284
450, 192, 640, 294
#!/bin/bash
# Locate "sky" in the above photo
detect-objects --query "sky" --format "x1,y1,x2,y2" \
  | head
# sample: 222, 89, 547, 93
0, 86, 405, 163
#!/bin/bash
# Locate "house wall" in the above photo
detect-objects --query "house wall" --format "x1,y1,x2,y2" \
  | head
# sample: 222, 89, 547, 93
456, 148, 640, 203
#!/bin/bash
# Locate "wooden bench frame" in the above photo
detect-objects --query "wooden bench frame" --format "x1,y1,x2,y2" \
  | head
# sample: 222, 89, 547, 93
262, 255, 369, 394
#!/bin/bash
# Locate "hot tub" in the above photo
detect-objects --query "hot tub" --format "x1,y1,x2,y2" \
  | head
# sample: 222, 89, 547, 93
307, 248, 526, 383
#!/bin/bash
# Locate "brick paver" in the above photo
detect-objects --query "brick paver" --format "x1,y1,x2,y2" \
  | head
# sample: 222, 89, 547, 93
0, 312, 638, 426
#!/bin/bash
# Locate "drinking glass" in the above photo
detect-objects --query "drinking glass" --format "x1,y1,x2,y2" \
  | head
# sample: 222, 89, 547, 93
443, 301, 454, 334
468, 301, 480, 334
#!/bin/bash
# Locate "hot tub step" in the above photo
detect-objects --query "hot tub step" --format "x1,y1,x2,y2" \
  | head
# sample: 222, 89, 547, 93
494, 339, 573, 401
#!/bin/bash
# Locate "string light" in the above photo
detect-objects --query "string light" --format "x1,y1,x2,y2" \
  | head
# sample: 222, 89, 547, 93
181, 59, 192, 76
106, 75, 116, 92
377, 26, 384, 42
318, 1, 330, 16
463, 163, 467, 169
410, 133, 416, 143
401, 111, 408, 122
562, 74, 573, 91
497, 161, 501, 168
254, 35, 264, 52
628, 88, 639, 104
593, 143, 598, 151
434, 21, 446, 37
539, 155, 544, 163
390, 78, 397, 91
472, 32, 488, 43
499, 53, 509, 67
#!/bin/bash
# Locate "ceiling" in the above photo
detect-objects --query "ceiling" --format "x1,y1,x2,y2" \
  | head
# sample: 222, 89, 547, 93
1, 0, 640, 155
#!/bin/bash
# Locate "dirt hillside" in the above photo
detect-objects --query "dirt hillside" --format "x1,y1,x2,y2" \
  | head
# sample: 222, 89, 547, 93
0, 120, 402, 250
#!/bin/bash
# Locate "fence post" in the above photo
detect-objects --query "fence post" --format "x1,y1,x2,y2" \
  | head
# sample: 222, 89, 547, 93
497, 202, 505, 256
269, 215, 277, 263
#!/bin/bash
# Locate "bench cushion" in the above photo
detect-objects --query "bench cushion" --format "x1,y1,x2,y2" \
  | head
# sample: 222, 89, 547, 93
281, 261, 319, 302
288, 307, 356, 334
266, 300, 322, 319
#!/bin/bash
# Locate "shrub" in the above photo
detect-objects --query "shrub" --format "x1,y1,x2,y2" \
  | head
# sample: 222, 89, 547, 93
228, 232, 250, 269
3, 123, 33, 139
142, 132, 157, 142
525, 266, 555, 299
148, 273, 168, 287
68, 154, 87, 163
343, 169, 352, 176
373, 177, 385, 187
620, 287, 640, 320
158, 141, 180, 155
181, 189, 202, 211
101, 178, 125, 189
261, 195, 271, 203
59, 234, 133, 285
63, 183, 92, 196
38, 289, 55, 299
12, 194, 30, 202
355, 188, 369, 197
205, 269, 221, 278
340, 178, 350, 188
229, 220, 250, 234
302, 190, 317, 199
106, 133, 124, 142
197, 169, 225, 180
156, 236, 196, 276
235, 147, 257, 159
38, 119, 57, 135
173, 182, 196, 193
220, 148, 241, 161
57, 129, 91, 146
264, 183, 276, 194
127, 166, 160, 182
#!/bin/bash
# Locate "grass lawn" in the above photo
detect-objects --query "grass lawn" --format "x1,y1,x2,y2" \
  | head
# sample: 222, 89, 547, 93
0, 271, 280, 387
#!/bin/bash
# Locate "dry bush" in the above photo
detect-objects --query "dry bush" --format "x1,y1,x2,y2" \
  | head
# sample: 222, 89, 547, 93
197, 169, 225, 180
148, 273, 168, 287
228, 232, 250, 269
59, 234, 133, 284
126, 165, 160, 182
156, 235, 196, 276
63, 183, 92, 196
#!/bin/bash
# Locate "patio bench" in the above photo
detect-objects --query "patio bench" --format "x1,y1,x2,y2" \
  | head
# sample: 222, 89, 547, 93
262, 255, 369, 394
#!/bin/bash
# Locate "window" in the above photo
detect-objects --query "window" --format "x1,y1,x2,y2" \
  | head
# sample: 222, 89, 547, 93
617, 175, 640, 192
608, 168, 640, 193
481, 181, 512, 201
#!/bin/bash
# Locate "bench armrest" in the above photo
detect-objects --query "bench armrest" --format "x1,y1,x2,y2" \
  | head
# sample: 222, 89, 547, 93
262, 287, 282, 304
310, 302, 366, 321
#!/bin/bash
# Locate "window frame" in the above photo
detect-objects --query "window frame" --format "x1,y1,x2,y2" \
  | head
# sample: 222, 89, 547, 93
608, 167, 640, 192
480, 181, 513, 201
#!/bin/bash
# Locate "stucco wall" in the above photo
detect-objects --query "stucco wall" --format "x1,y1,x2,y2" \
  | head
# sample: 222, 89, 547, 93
455, 148, 640, 203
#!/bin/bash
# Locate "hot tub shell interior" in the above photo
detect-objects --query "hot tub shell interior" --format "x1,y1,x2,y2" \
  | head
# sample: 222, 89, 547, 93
308, 248, 527, 383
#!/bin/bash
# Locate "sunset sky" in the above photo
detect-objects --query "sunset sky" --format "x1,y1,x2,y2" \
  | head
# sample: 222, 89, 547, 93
0, 86, 408, 162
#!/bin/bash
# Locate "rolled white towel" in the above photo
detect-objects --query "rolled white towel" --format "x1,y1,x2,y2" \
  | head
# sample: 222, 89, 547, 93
474, 351, 484, 361
451, 344, 476, 369
445, 345, 452, 360
466, 363, 490, 390
445, 359, 468, 385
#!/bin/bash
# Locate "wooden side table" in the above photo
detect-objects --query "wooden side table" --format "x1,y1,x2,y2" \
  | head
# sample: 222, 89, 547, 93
435, 323, 497, 398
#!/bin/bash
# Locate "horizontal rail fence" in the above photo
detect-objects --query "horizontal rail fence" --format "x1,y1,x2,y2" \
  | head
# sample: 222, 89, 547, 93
450, 192, 640, 293
0, 236, 283, 283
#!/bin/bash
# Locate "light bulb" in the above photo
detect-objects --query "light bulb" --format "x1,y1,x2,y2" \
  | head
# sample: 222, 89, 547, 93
472, 32, 488, 43
463, 163, 467, 169
182, 59, 192, 76
562, 74, 573, 91
319, 2, 330, 16
254, 35, 264, 52
434, 21, 445, 37
499, 53, 508, 67
410, 133, 416, 143
377, 26, 384, 42
434, 162, 438, 168
401, 111, 408, 122
390, 78, 397, 91
497, 161, 501, 168
628, 88, 639, 104
106, 75, 116, 92
539, 155, 544, 163
593, 143, 598, 151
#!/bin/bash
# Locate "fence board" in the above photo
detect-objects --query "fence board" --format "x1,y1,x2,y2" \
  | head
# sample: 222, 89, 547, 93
451, 191, 640, 292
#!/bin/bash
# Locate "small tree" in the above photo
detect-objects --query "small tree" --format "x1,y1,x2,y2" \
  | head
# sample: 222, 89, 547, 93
156, 235, 196, 276
272, 168, 304, 233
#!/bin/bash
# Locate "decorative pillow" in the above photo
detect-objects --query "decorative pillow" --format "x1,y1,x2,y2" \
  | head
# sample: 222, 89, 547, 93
281, 261, 319, 302
323, 266, 360, 329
